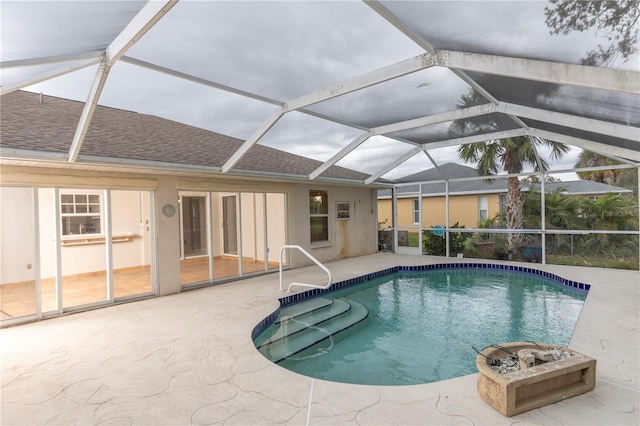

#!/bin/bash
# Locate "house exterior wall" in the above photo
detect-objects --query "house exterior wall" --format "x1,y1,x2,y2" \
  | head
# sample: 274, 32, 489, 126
1, 165, 378, 296
265, 193, 287, 264
377, 198, 393, 229
397, 198, 416, 225
378, 193, 503, 229
289, 184, 378, 266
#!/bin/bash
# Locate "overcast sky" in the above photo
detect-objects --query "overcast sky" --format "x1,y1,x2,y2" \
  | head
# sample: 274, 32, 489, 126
15, 0, 631, 181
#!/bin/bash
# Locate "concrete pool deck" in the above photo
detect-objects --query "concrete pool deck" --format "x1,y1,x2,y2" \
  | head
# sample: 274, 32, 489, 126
1, 253, 638, 425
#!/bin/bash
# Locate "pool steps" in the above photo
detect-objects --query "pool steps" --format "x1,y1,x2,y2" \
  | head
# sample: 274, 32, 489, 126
259, 299, 352, 345
257, 297, 369, 363
272, 297, 334, 327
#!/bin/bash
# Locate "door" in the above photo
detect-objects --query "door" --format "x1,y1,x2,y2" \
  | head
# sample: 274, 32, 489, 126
222, 195, 238, 255
182, 196, 207, 257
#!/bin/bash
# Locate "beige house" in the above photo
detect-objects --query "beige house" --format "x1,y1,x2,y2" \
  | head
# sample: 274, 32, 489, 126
0, 91, 383, 326
378, 163, 632, 230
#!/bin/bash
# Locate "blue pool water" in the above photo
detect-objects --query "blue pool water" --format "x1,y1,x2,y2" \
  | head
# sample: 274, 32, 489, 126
254, 267, 587, 386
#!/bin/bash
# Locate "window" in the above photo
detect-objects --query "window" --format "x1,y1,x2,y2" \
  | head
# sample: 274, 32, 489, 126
60, 192, 102, 236
499, 194, 507, 214
478, 196, 488, 222
309, 190, 328, 243
413, 199, 420, 224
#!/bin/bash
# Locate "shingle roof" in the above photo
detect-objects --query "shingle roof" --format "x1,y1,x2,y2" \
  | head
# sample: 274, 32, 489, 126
0, 91, 370, 182
394, 162, 479, 182
378, 163, 631, 198
534, 180, 632, 195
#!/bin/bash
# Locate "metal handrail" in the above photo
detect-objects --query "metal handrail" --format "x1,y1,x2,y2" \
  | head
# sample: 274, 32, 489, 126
279, 245, 332, 292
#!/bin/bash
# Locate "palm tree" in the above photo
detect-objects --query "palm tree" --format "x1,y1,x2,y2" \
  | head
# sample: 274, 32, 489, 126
450, 90, 570, 252
457, 137, 569, 252
574, 150, 621, 185
575, 150, 638, 195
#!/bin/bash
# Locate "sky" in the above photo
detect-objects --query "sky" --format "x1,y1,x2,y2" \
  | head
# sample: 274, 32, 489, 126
7, 0, 634, 182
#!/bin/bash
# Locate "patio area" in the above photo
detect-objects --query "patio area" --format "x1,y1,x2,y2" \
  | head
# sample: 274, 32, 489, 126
1, 253, 638, 425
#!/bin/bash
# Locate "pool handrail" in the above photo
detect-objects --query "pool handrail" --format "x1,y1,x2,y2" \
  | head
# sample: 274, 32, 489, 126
279, 245, 332, 292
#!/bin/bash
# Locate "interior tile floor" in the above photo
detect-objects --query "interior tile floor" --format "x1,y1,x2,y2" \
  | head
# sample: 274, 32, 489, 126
1, 253, 638, 425
1, 257, 276, 320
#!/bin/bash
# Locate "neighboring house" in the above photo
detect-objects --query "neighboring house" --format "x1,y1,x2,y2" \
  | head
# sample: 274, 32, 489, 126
0, 91, 383, 325
378, 163, 633, 229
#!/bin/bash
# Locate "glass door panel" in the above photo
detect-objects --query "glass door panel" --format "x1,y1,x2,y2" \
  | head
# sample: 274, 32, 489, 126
60, 189, 108, 309
112, 190, 153, 298
222, 195, 238, 255
211, 192, 239, 280
180, 192, 210, 286
0, 187, 38, 321
240, 192, 264, 274
182, 196, 208, 257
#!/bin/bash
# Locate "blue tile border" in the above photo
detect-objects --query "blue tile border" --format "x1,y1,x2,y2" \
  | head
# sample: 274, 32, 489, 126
252, 263, 591, 340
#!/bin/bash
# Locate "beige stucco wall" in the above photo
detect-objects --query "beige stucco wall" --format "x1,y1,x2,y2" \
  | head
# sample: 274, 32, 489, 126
377, 198, 393, 229
396, 198, 416, 226
1, 165, 378, 296
378, 193, 503, 229
289, 184, 378, 267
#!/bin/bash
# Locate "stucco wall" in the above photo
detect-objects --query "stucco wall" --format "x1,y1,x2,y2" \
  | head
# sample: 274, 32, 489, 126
377, 198, 393, 229
289, 184, 378, 267
379, 193, 504, 229
396, 198, 416, 225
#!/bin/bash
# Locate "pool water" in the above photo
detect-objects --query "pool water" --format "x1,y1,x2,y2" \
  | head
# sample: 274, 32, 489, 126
255, 268, 587, 386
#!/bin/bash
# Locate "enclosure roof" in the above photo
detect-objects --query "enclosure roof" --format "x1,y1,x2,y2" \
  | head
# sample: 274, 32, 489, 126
1, 1, 638, 184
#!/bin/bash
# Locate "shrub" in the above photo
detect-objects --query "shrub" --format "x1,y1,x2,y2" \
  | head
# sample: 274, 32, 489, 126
492, 246, 509, 260
423, 222, 470, 256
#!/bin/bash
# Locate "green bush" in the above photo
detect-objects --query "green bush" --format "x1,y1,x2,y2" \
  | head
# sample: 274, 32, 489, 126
422, 222, 470, 256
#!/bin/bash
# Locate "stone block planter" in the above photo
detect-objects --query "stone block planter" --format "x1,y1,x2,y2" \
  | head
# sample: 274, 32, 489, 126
476, 342, 596, 417
473, 241, 495, 256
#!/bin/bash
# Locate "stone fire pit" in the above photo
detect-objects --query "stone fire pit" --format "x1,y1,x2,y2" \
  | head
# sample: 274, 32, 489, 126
476, 342, 596, 417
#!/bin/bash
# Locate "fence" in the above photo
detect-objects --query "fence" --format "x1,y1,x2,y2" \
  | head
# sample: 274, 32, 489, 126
417, 228, 639, 270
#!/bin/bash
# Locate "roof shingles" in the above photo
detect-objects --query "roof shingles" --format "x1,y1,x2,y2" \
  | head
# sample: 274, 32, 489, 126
1, 91, 369, 181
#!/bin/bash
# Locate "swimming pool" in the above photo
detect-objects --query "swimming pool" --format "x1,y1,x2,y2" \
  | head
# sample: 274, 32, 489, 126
253, 264, 589, 386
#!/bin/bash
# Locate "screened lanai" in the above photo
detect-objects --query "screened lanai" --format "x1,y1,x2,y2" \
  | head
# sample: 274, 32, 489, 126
1, 1, 639, 268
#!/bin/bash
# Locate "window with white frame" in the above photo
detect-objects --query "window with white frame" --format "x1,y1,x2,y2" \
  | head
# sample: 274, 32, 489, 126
499, 194, 507, 214
413, 199, 420, 224
478, 195, 488, 222
60, 192, 102, 236
309, 190, 328, 243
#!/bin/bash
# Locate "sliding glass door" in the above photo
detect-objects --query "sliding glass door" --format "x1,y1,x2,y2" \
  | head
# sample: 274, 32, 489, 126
180, 192, 211, 285
0, 187, 38, 321
112, 190, 153, 299
0, 186, 156, 326
222, 195, 238, 256
180, 191, 288, 287
59, 189, 108, 309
